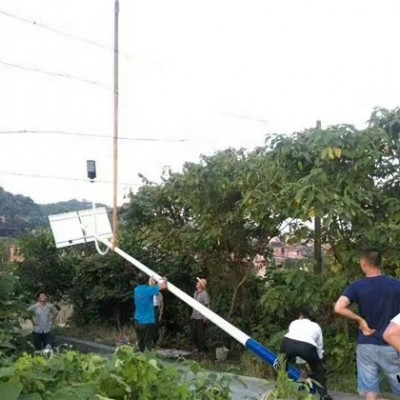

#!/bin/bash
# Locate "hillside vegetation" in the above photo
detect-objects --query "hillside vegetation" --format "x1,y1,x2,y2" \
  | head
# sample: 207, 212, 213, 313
0, 187, 106, 237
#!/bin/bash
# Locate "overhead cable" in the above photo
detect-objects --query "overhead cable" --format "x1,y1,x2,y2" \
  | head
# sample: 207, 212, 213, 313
0, 60, 112, 91
0, 9, 113, 53
0, 129, 189, 142
0, 170, 141, 186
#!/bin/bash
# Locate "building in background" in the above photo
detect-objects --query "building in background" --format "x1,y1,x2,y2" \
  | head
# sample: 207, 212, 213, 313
254, 238, 314, 276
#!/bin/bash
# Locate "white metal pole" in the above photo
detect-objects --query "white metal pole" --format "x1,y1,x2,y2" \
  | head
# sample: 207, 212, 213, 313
94, 235, 301, 380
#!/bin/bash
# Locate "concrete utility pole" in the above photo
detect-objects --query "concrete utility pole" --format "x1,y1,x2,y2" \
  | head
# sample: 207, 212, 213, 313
314, 120, 322, 274
112, 0, 119, 247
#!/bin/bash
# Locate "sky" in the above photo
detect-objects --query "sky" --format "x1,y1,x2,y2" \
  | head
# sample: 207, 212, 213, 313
1, 0, 400, 206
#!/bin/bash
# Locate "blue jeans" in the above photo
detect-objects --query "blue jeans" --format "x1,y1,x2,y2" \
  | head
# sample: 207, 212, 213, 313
357, 344, 400, 396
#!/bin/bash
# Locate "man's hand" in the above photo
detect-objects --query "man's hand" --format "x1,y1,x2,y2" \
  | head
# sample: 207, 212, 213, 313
359, 319, 376, 336
159, 277, 168, 290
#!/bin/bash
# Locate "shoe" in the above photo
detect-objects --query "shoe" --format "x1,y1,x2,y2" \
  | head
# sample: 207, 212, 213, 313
321, 395, 333, 400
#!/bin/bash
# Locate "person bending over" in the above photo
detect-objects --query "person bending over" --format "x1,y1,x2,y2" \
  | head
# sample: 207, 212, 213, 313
280, 307, 332, 400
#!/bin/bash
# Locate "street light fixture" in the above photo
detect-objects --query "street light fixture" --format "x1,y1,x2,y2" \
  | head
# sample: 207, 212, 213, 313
86, 160, 96, 181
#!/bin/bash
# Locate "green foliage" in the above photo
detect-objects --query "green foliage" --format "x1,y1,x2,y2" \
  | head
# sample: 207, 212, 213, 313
69, 251, 132, 325
0, 187, 44, 237
0, 237, 14, 270
11, 107, 400, 393
121, 149, 281, 322
0, 270, 32, 361
39, 200, 107, 217
0, 346, 231, 399
17, 230, 75, 302
16, 229, 134, 324
267, 359, 316, 400
0, 186, 106, 238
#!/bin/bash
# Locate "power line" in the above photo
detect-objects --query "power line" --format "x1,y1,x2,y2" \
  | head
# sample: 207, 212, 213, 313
0, 170, 141, 186
0, 129, 189, 143
0, 9, 113, 53
0, 60, 112, 91
221, 112, 269, 125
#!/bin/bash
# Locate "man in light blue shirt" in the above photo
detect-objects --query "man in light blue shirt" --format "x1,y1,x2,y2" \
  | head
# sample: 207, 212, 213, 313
134, 273, 167, 351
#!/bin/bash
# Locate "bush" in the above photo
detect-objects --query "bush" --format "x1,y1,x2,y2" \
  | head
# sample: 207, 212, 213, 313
0, 270, 32, 361
0, 346, 232, 399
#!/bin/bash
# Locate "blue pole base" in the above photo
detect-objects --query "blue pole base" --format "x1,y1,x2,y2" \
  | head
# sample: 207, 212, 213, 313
246, 338, 301, 381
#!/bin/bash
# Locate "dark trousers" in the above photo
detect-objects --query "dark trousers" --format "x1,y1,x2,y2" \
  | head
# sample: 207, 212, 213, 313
135, 321, 155, 352
191, 319, 207, 352
153, 306, 160, 342
33, 331, 53, 350
280, 337, 328, 397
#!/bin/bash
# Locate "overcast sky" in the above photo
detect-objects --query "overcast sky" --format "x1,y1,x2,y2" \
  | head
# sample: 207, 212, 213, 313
1, 0, 400, 206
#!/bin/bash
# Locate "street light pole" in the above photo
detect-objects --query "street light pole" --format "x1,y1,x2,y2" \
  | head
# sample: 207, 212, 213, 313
112, 0, 119, 247
314, 120, 322, 274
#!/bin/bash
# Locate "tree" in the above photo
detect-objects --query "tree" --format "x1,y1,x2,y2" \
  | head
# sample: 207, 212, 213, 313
247, 121, 394, 273
122, 149, 283, 321
17, 230, 75, 301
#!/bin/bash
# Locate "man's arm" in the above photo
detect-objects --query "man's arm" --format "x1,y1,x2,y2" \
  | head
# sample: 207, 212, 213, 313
315, 326, 324, 359
27, 305, 36, 325
50, 305, 59, 320
383, 322, 400, 351
158, 293, 164, 321
384, 313, 400, 351
334, 295, 376, 336
202, 292, 210, 323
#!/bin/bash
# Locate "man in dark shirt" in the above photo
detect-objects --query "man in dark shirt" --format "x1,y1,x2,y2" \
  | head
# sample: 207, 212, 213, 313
334, 248, 400, 400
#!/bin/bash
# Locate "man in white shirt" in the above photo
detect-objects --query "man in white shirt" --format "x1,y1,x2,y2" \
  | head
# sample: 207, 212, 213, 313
383, 312, 400, 352
280, 308, 332, 400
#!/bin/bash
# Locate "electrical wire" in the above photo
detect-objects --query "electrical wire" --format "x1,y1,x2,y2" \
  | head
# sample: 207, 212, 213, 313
0, 170, 141, 187
0, 129, 190, 142
0, 9, 113, 53
0, 8, 137, 63
0, 60, 112, 91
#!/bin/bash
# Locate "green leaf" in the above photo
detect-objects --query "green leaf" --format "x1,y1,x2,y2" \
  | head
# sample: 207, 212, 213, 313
19, 394, 43, 400
189, 361, 202, 374
0, 382, 22, 400
0, 366, 15, 378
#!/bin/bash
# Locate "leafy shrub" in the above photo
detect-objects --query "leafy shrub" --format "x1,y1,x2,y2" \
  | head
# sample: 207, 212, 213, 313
0, 270, 32, 361
0, 346, 232, 400
266, 358, 316, 400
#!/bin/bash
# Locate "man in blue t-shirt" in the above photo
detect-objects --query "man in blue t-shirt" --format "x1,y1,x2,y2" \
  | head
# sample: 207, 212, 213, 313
334, 247, 400, 400
134, 273, 168, 352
